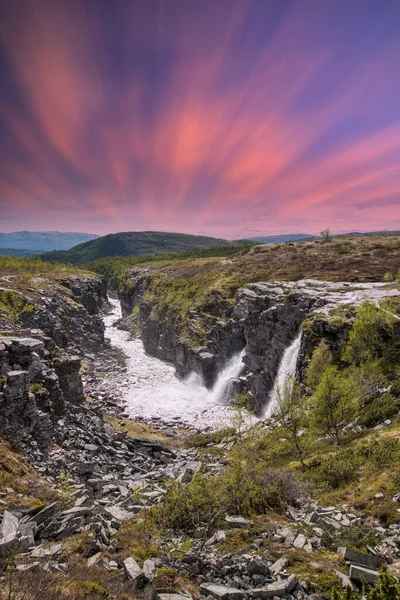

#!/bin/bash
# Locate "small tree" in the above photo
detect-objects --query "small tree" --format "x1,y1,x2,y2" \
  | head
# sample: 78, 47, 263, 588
0, 290, 35, 328
306, 340, 332, 391
310, 365, 358, 445
320, 228, 331, 242
275, 378, 308, 467
342, 300, 397, 368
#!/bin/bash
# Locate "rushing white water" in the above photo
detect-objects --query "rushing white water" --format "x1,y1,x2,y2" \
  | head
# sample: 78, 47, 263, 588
104, 299, 247, 429
263, 331, 302, 418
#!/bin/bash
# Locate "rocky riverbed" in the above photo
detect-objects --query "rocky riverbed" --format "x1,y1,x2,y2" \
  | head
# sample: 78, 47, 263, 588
102, 298, 254, 431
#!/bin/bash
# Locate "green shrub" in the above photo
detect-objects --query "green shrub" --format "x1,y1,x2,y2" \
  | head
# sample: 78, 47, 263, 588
357, 437, 400, 467
153, 472, 226, 533
359, 393, 398, 427
390, 380, 400, 397
0, 290, 35, 327
306, 340, 332, 391
313, 453, 360, 490
343, 301, 399, 370
332, 564, 400, 599
384, 272, 394, 282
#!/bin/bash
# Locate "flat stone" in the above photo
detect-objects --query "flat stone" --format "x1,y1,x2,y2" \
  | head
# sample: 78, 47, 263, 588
88, 552, 102, 567
104, 505, 134, 524
250, 574, 298, 598
225, 516, 252, 528
199, 583, 245, 600
0, 511, 19, 538
293, 533, 307, 549
143, 559, 156, 581
349, 564, 379, 585
123, 557, 147, 589
338, 547, 384, 570
270, 556, 288, 576
158, 595, 191, 600
30, 503, 59, 526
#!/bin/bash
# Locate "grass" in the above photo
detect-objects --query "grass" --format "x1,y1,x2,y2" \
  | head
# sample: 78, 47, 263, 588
112, 235, 400, 343
0, 256, 83, 278
103, 415, 169, 442
0, 437, 57, 510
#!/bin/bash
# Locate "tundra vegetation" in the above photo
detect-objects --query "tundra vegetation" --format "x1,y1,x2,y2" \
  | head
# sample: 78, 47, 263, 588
1, 239, 400, 599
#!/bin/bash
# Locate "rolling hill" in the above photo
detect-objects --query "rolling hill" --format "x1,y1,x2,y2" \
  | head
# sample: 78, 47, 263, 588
0, 231, 98, 251
39, 231, 252, 265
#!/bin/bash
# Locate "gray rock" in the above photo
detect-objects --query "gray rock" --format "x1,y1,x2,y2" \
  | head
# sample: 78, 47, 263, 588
199, 583, 245, 600
123, 557, 147, 589
0, 510, 19, 538
104, 505, 134, 524
248, 558, 270, 577
270, 556, 288, 576
143, 559, 156, 581
225, 516, 252, 528
338, 547, 384, 570
250, 574, 298, 598
349, 564, 379, 585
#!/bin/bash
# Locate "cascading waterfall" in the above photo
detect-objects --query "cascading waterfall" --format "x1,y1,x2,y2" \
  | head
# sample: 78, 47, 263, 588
208, 349, 246, 404
263, 331, 302, 418
103, 298, 246, 428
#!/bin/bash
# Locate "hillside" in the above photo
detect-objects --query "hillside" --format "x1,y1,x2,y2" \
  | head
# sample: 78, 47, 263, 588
247, 230, 400, 244
0, 248, 42, 257
248, 233, 315, 243
39, 231, 252, 265
0, 231, 98, 251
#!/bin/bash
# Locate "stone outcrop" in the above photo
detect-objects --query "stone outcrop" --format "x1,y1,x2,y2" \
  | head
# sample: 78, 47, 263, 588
119, 274, 400, 412
20, 275, 109, 352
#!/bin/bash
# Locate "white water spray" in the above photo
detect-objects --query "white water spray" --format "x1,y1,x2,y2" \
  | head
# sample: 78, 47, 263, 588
103, 299, 246, 428
209, 349, 246, 404
264, 331, 302, 418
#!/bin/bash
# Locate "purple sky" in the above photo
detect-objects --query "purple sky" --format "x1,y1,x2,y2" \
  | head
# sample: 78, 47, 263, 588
0, 0, 400, 238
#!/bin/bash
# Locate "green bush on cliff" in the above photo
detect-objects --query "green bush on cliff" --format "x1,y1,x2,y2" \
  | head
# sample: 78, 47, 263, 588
342, 301, 399, 371
306, 340, 332, 390
359, 393, 399, 427
0, 290, 35, 327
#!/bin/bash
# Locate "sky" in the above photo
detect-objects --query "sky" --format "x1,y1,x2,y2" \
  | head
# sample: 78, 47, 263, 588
0, 0, 400, 239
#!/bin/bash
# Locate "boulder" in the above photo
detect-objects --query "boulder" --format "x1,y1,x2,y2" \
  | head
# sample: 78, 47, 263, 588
0, 510, 19, 538
349, 564, 379, 585
225, 516, 252, 528
123, 557, 147, 589
199, 583, 245, 600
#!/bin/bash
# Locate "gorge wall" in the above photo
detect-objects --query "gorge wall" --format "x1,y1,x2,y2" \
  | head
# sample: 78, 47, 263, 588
0, 274, 110, 448
118, 271, 400, 413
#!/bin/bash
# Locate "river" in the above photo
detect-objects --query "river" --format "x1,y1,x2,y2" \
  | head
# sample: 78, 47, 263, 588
103, 298, 248, 429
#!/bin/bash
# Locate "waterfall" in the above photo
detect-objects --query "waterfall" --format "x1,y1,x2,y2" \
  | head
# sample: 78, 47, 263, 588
264, 332, 302, 418
103, 298, 248, 428
208, 349, 246, 405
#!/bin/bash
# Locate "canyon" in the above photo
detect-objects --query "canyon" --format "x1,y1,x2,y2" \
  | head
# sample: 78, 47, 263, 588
1, 251, 400, 599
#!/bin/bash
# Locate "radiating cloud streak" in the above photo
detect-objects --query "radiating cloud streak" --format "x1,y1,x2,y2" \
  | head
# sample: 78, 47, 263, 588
0, 0, 399, 236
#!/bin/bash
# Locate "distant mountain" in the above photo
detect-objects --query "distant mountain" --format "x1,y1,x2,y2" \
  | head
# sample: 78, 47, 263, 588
247, 233, 315, 244
0, 248, 43, 257
247, 231, 400, 244
340, 230, 400, 238
0, 231, 98, 251
40, 231, 251, 265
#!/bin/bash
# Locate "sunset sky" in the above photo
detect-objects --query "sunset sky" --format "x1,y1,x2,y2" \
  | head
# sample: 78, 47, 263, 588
1, 0, 399, 239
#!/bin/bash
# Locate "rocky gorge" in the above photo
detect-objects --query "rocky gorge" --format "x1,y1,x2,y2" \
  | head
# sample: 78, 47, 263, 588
1, 254, 400, 599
